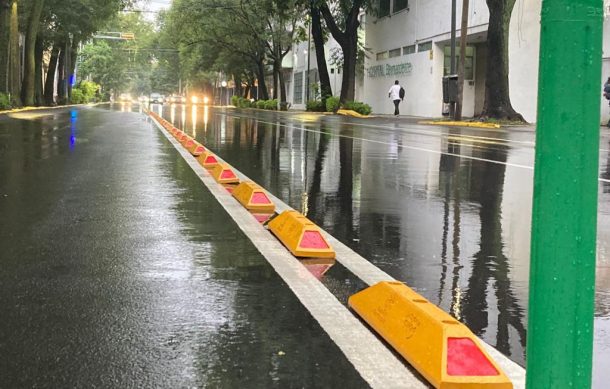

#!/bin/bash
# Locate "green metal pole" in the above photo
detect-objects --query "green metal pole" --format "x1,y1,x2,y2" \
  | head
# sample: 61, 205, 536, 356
527, 1, 603, 388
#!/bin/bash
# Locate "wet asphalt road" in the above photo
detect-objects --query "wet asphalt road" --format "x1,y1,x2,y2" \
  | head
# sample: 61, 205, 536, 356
0, 103, 608, 387
153, 102, 609, 386
0, 106, 368, 388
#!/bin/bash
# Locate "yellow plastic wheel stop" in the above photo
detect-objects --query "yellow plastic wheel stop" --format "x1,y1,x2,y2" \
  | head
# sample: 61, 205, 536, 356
232, 181, 275, 213
348, 282, 513, 389
196, 151, 219, 168
211, 163, 240, 184
267, 210, 335, 259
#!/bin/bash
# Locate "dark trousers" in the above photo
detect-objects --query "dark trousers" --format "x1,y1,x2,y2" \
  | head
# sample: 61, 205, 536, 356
393, 99, 400, 115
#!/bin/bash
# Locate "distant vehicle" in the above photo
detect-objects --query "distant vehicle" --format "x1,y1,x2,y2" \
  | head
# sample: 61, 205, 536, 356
118, 93, 132, 102
189, 95, 210, 105
150, 93, 164, 104
169, 94, 186, 104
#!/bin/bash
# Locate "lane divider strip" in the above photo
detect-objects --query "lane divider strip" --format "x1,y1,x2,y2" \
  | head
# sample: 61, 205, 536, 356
146, 109, 526, 388
146, 110, 427, 388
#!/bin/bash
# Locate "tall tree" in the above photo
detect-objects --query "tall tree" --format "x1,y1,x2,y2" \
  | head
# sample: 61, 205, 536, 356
455, 0, 469, 120
319, 0, 363, 103
311, 3, 332, 101
43, 43, 59, 105
34, 33, 43, 105
22, 0, 45, 106
9, 0, 20, 105
480, 0, 524, 121
0, 0, 10, 93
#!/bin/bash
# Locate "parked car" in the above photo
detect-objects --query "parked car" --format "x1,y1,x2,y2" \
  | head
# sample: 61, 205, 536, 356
150, 93, 164, 104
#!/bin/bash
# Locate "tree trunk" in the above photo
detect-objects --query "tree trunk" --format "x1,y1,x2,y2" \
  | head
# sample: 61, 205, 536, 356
44, 43, 59, 105
256, 59, 269, 100
21, 0, 44, 106
278, 66, 286, 107
272, 59, 278, 100
456, 0, 470, 120
339, 31, 357, 102
311, 5, 332, 101
34, 33, 43, 106
9, 0, 20, 106
67, 39, 77, 100
57, 46, 66, 103
320, 0, 362, 103
481, 0, 524, 121
0, 0, 10, 94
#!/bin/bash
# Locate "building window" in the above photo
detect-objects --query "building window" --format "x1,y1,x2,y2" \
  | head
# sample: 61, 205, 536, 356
378, 0, 390, 18
293, 71, 303, 104
394, 0, 408, 13
376, 51, 388, 61
418, 41, 432, 52
443, 46, 475, 80
330, 68, 335, 74
337, 67, 341, 74
403, 45, 416, 55
389, 48, 401, 58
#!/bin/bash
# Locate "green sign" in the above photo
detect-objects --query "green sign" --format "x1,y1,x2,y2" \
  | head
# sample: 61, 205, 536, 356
367, 62, 413, 78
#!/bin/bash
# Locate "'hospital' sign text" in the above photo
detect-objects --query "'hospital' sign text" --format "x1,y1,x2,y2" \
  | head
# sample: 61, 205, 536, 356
367, 62, 413, 78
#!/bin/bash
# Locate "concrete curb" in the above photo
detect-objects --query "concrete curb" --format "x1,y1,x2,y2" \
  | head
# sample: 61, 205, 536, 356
419, 120, 501, 129
0, 102, 107, 116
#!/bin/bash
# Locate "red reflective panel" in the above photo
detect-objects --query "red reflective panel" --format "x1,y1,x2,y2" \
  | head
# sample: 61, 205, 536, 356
220, 170, 236, 179
251, 192, 271, 204
446, 338, 499, 376
205, 156, 217, 164
299, 231, 329, 249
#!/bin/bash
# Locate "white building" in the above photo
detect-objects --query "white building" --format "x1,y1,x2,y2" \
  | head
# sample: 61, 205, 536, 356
285, 1, 610, 123
363, 0, 610, 123
285, 36, 353, 110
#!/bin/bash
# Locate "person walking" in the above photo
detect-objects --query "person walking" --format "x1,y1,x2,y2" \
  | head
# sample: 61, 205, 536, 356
388, 80, 405, 116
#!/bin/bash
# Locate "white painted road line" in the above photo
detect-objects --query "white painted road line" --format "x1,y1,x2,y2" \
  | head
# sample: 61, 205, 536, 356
223, 111, 610, 185
149, 116, 428, 388
149, 114, 526, 389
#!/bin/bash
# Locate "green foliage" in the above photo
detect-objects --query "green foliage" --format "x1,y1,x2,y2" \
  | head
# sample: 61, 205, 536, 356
79, 81, 100, 102
0, 93, 11, 110
325, 96, 340, 113
70, 81, 101, 104
343, 101, 372, 116
232, 96, 256, 108
70, 88, 86, 104
265, 99, 278, 110
256, 100, 267, 109
306, 100, 326, 112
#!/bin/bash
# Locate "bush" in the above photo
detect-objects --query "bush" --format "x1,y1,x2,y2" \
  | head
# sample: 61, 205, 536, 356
0, 92, 11, 110
264, 99, 278, 110
231, 95, 240, 106
306, 100, 325, 112
70, 88, 86, 104
79, 81, 99, 102
325, 96, 340, 113
343, 101, 372, 116
256, 100, 267, 109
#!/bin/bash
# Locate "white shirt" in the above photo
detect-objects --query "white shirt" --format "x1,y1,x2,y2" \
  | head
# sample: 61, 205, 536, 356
388, 84, 402, 100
